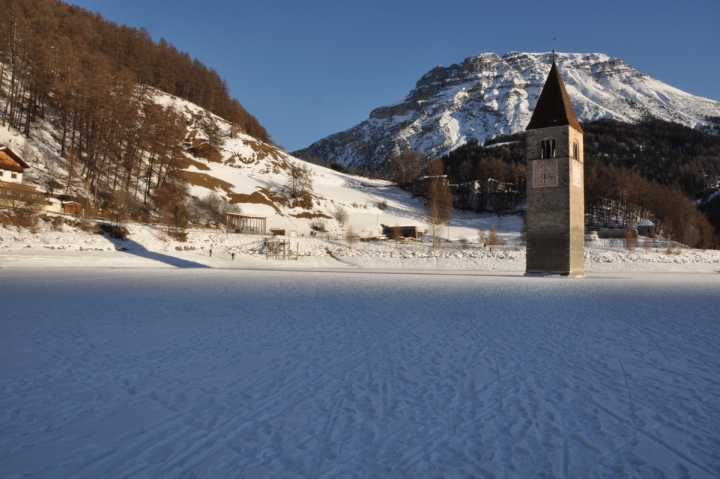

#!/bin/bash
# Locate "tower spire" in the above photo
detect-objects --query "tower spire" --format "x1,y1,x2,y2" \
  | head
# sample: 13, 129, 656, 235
525, 58, 583, 133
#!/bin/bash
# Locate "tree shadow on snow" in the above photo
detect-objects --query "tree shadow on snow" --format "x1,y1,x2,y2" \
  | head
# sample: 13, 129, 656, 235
113, 238, 210, 269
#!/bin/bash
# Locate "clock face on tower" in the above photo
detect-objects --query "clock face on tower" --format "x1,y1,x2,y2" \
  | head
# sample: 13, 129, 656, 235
533, 159, 558, 188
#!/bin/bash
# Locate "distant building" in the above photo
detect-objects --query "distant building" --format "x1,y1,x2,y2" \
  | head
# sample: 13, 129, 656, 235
381, 224, 422, 239
637, 219, 655, 237
63, 201, 83, 216
226, 214, 267, 234
410, 175, 448, 196
0, 146, 44, 208
0, 146, 29, 184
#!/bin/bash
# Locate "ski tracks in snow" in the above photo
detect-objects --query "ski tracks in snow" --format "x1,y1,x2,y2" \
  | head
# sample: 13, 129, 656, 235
1, 269, 719, 477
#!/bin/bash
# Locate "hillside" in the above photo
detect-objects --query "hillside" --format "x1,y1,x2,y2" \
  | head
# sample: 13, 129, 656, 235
0, 0, 447, 236
0, 0, 269, 143
0, 85, 453, 238
294, 52, 720, 172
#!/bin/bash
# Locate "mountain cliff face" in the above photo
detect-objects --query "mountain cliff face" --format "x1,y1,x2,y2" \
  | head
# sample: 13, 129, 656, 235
294, 52, 720, 172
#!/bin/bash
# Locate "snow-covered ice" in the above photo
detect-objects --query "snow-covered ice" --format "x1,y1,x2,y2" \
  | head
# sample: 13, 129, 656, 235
1, 258, 719, 477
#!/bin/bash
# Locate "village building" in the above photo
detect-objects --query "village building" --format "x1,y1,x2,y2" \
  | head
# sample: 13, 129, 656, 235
0, 146, 45, 207
524, 55, 585, 277
409, 175, 448, 196
381, 224, 422, 239
637, 219, 655, 237
0, 146, 29, 184
226, 213, 267, 234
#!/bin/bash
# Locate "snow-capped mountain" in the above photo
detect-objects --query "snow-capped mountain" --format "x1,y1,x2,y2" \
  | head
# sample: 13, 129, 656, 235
294, 52, 720, 171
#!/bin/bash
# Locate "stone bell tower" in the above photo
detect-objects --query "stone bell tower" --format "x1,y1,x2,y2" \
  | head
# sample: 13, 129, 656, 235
525, 54, 584, 276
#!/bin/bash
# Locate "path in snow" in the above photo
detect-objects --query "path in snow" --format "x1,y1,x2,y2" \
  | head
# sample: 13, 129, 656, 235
1, 269, 719, 478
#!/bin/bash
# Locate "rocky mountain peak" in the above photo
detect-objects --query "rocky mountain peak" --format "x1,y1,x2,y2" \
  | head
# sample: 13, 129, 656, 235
295, 52, 720, 173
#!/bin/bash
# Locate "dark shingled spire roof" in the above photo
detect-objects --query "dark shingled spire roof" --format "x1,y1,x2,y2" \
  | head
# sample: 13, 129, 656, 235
526, 57, 583, 133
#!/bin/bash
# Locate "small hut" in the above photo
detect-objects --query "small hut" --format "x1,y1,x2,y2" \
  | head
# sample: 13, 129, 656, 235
637, 219, 655, 237
381, 224, 422, 239
63, 201, 83, 216
226, 213, 266, 234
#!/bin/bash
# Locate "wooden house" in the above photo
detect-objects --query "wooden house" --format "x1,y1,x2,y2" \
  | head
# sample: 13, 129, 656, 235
0, 146, 29, 184
0, 146, 44, 207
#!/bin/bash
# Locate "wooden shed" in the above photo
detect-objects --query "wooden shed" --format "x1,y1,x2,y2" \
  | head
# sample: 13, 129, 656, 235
381, 224, 422, 239
63, 201, 83, 216
226, 214, 266, 234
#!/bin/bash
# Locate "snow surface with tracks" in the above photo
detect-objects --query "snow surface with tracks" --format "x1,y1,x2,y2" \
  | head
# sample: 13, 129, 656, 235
1, 223, 720, 478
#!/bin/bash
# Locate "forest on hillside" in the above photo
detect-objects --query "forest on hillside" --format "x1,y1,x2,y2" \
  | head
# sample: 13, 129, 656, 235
0, 0, 269, 143
440, 118, 720, 248
0, 0, 271, 225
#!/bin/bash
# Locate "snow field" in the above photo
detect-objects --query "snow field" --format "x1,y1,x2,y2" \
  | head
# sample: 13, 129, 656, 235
2, 219, 720, 273
1, 268, 719, 478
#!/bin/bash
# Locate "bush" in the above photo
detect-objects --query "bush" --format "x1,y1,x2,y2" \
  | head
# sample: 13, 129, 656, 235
311, 217, 327, 232
51, 216, 64, 231
377, 200, 388, 211
329, 162, 345, 173
99, 222, 128, 239
333, 205, 348, 227
486, 226, 503, 246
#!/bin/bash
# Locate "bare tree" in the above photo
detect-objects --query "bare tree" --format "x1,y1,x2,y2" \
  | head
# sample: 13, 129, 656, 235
486, 225, 503, 251
624, 228, 638, 251
195, 192, 240, 227
0, 188, 44, 226
65, 149, 79, 195
346, 224, 359, 249
478, 228, 487, 245
286, 162, 313, 198
392, 224, 403, 248
426, 178, 452, 247
333, 205, 348, 227
388, 148, 424, 184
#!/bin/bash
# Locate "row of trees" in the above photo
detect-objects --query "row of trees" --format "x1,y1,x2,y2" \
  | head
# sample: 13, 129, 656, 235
386, 124, 717, 248
0, 0, 269, 143
584, 157, 716, 249
0, 0, 273, 224
582, 118, 720, 201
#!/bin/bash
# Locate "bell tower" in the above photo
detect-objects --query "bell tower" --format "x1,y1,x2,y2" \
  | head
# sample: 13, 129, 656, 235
525, 54, 584, 276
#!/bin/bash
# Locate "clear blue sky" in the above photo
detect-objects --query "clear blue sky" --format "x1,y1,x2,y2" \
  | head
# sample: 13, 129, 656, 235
70, 0, 720, 151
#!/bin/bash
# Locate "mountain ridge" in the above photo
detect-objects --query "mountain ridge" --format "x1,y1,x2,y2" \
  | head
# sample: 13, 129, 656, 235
294, 52, 720, 171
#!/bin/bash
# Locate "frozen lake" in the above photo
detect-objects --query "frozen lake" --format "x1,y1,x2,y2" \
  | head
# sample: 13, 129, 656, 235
1, 268, 719, 478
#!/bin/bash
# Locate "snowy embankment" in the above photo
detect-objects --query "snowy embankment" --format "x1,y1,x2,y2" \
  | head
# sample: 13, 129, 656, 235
1, 267, 719, 478
1, 219, 719, 273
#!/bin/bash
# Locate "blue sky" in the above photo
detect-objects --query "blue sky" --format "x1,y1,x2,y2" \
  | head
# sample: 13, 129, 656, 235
70, 0, 720, 151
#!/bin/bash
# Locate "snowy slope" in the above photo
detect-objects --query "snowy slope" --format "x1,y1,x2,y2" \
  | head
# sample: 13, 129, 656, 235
295, 52, 720, 171
0, 89, 436, 237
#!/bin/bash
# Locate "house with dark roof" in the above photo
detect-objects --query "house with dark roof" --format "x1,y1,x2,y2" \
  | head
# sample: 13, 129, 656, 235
0, 146, 30, 184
